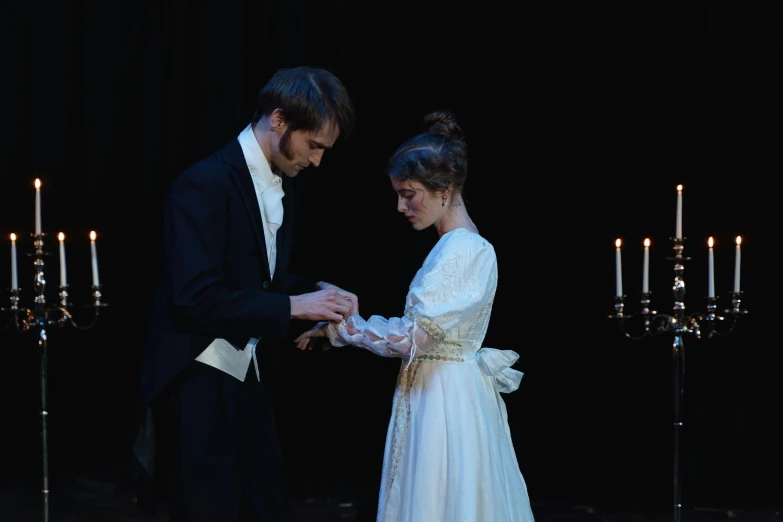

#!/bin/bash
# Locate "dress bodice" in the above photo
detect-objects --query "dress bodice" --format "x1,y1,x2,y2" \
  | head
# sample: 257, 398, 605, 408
403, 228, 497, 362
327, 228, 498, 362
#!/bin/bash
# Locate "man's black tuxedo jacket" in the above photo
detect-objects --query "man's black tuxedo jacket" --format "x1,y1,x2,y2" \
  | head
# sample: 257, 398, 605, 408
133, 137, 317, 509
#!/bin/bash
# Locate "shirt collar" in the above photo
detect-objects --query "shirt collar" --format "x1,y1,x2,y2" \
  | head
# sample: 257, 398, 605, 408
238, 124, 281, 193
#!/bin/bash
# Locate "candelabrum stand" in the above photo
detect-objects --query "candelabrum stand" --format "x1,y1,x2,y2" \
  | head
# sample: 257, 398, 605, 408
609, 237, 746, 522
1, 233, 108, 522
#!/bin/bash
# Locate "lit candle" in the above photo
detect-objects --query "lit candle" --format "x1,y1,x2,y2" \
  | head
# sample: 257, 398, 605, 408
10, 233, 18, 290
675, 184, 683, 239
58, 232, 67, 287
34, 178, 42, 236
89, 231, 100, 286
615, 238, 623, 297
707, 237, 715, 298
734, 236, 741, 293
642, 238, 650, 293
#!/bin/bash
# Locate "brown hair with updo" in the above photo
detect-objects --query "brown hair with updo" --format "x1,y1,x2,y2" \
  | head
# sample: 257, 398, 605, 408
386, 111, 468, 199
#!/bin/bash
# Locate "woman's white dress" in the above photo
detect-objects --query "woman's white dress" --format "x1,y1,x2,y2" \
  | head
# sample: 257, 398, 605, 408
327, 228, 535, 522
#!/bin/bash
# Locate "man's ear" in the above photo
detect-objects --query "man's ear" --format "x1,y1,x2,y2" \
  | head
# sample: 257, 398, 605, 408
271, 108, 286, 130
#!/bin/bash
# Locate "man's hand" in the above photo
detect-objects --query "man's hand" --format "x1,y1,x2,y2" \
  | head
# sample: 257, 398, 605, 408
316, 281, 359, 316
290, 287, 353, 322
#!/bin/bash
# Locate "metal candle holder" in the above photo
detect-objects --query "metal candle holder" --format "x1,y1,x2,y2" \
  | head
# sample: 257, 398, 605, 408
1, 232, 108, 522
609, 236, 746, 522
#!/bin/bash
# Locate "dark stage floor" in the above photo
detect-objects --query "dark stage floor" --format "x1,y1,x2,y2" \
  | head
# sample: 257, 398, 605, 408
1, 473, 779, 522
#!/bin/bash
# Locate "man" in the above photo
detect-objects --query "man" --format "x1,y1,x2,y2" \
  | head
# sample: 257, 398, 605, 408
133, 66, 357, 522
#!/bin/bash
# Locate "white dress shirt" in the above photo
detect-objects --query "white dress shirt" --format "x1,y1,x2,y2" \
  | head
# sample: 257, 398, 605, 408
194, 124, 285, 382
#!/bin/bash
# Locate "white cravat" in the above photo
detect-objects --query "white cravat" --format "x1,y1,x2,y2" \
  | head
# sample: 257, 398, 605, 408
194, 124, 285, 383
259, 179, 284, 276
239, 124, 285, 278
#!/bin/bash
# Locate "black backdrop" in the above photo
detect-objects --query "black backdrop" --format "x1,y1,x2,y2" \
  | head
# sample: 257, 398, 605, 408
1, 0, 781, 517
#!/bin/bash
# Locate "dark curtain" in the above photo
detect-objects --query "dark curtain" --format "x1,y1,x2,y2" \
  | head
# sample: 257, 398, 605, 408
1, 0, 780, 515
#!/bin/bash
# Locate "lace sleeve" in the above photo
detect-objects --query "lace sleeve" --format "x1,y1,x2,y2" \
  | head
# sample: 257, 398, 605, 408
326, 232, 496, 361
325, 314, 434, 358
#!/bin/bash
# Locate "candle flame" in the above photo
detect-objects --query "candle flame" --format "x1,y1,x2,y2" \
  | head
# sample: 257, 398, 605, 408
736, 236, 742, 246
644, 238, 651, 247
35, 178, 41, 189
677, 184, 683, 192
615, 238, 622, 248
90, 231, 97, 241
10, 233, 17, 241
708, 236, 714, 248
58, 232, 65, 241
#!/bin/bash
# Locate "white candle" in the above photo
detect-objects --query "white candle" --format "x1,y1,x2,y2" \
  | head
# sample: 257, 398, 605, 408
10, 233, 18, 291
675, 184, 683, 239
89, 231, 100, 286
615, 238, 623, 297
34, 178, 42, 236
707, 237, 715, 298
58, 232, 67, 287
642, 238, 650, 293
734, 236, 741, 293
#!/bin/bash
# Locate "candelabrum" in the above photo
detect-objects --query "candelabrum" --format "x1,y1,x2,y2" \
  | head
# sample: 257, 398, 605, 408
1, 232, 108, 522
609, 237, 747, 522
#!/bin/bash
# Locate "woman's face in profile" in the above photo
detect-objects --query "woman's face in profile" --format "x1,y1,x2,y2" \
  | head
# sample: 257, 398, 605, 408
390, 178, 444, 231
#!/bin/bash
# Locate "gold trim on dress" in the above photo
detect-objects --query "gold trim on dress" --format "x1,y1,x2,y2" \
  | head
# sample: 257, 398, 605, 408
385, 361, 421, 503
404, 308, 464, 362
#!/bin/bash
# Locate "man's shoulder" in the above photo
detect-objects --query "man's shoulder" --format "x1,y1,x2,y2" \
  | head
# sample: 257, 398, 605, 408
171, 139, 242, 189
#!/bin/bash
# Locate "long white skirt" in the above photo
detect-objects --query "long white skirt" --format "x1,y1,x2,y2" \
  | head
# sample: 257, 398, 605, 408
376, 349, 535, 522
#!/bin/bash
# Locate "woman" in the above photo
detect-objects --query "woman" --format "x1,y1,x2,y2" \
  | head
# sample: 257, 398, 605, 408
295, 111, 535, 522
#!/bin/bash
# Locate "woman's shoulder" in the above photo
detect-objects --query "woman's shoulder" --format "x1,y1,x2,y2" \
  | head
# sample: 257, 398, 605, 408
433, 228, 496, 265
441, 227, 494, 251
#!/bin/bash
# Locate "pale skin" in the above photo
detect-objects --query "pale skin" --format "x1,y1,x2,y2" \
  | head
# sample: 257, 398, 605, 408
252, 108, 359, 323
294, 178, 477, 349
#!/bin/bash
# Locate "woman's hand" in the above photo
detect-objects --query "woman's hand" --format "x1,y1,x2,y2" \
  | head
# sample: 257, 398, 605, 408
294, 321, 329, 351
345, 320, 360, 336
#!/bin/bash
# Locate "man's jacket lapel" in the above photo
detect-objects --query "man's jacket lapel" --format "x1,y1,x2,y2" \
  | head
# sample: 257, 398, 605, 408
222, 139, 272, 281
